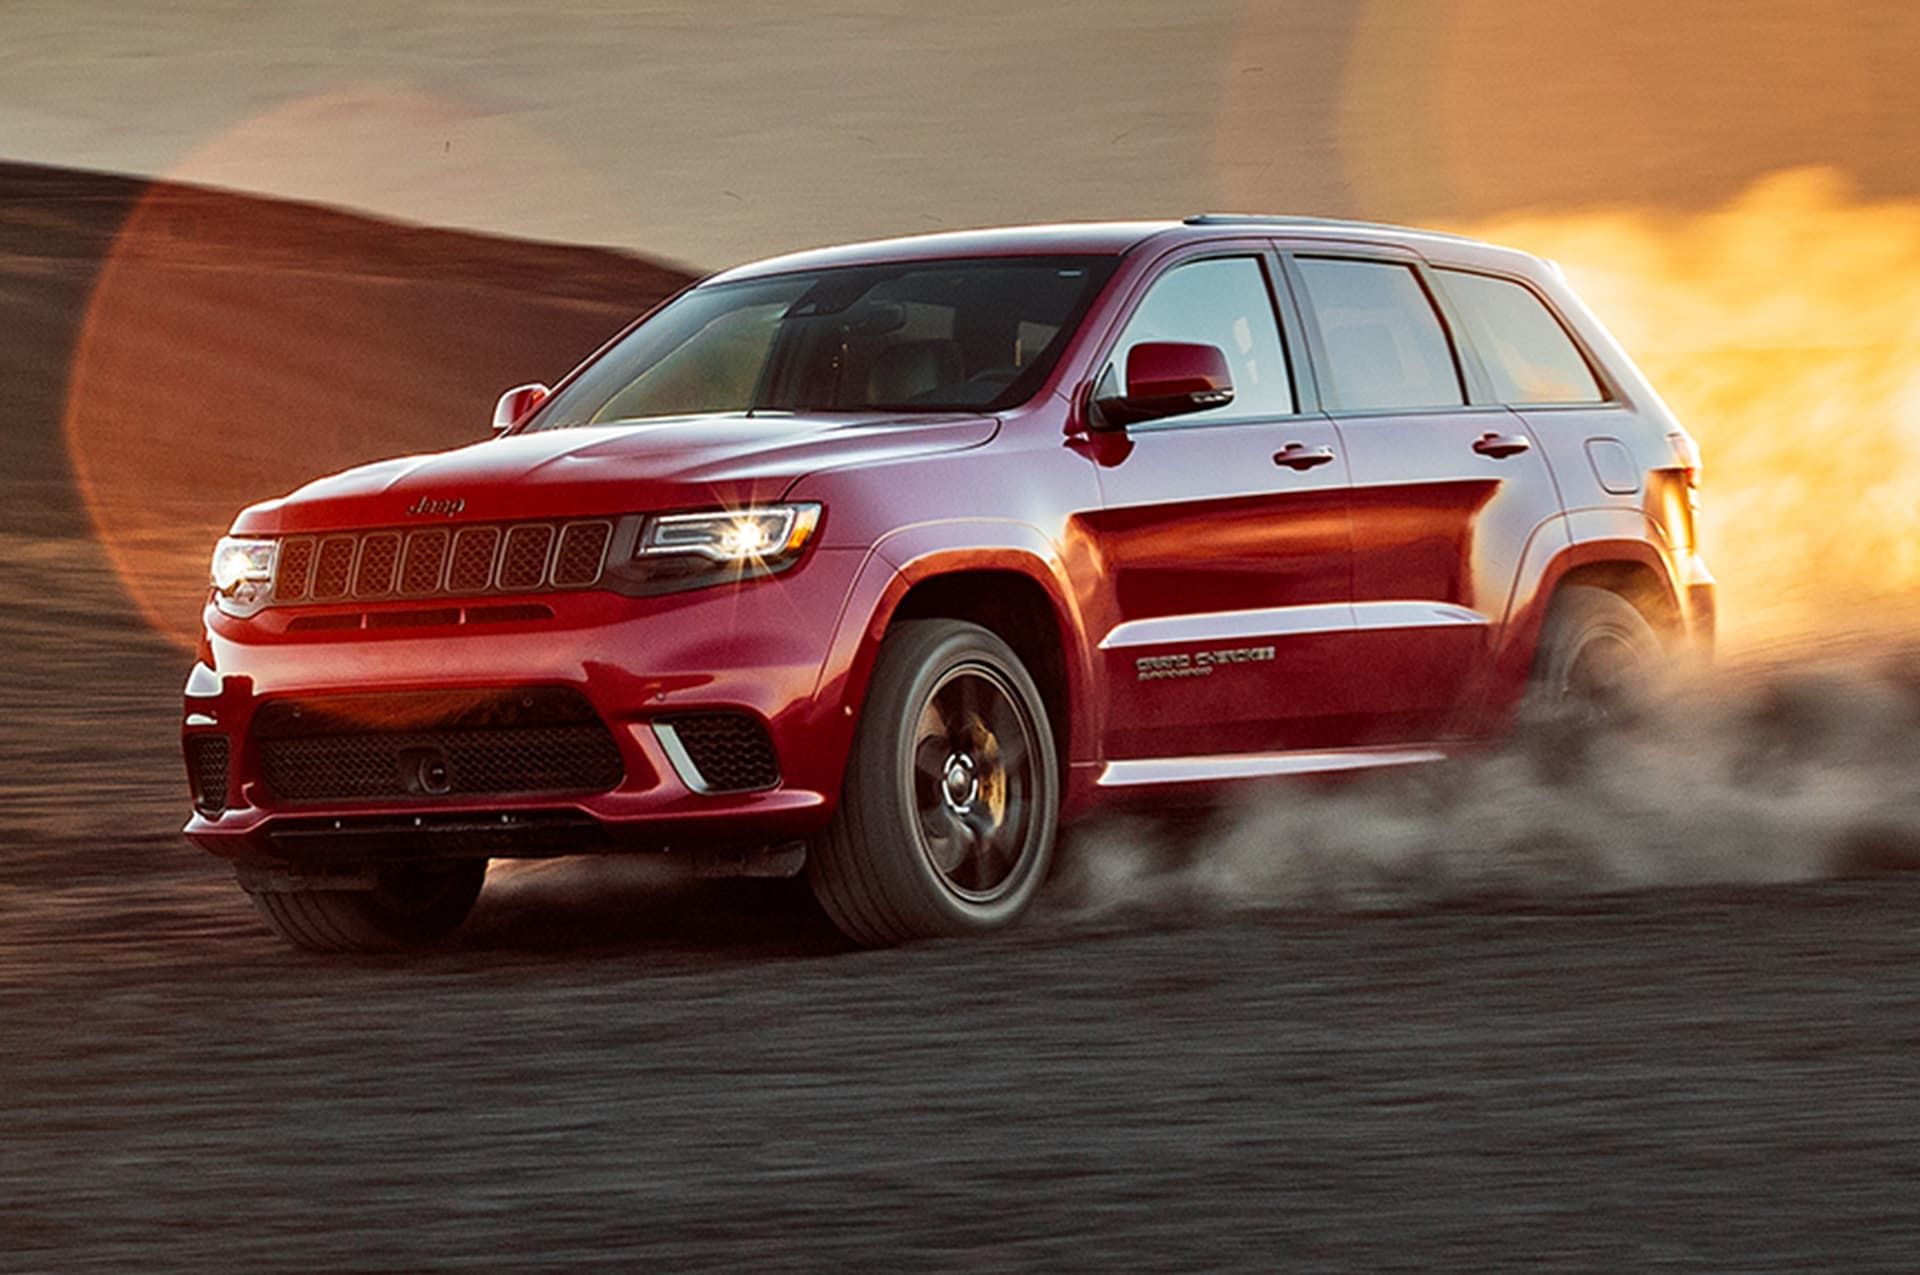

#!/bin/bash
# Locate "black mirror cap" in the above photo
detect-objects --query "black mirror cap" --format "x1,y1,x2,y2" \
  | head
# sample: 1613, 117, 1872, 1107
1095, 386, 1235, 429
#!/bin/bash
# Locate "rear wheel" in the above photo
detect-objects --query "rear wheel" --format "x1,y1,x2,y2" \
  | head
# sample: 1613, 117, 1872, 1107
1526, 585, 1666, 725
244, 859, 487, 952
808, 619, 1059, 946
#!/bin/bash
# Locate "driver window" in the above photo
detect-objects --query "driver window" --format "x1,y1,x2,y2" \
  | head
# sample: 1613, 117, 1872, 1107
1107, 256, 1295, 424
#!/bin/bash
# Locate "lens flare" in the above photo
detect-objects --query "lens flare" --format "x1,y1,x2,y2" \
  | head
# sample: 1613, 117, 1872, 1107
1459, 167, 1920, 650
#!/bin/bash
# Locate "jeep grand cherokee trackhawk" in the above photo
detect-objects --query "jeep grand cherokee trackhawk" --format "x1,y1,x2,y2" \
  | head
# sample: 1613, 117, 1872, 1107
183, 216, 1714, 951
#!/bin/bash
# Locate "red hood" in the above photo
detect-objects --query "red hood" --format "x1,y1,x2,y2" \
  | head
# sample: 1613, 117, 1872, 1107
229, 412, 997, 534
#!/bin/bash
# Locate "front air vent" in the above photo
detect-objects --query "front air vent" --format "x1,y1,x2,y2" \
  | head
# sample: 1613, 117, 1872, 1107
656, 713, 781, 793
186, 734, 231, 815
270, 520, 613, 606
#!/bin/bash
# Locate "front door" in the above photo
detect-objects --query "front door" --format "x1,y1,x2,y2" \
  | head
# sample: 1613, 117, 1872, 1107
1078, 252, 1355, 761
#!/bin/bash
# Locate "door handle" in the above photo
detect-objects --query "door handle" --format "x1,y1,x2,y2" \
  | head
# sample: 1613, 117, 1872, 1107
1472, 431, 1532, 459
1273, 442, 1337, 470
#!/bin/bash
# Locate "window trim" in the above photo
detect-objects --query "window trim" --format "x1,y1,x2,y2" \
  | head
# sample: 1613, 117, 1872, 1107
1083, 246, 1314, 432
1430, 264, 1621, 409
1278, 247, 1485, 418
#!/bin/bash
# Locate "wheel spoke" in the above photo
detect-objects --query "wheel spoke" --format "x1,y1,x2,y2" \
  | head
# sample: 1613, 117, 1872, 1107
908, 663, 1042, 902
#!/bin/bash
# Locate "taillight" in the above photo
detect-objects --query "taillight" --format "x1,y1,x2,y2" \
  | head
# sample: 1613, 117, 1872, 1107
1668, 431, 1703, 490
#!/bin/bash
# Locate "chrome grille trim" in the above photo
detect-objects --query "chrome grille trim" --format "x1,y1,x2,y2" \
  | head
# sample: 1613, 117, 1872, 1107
399, 529, 450, 595
553, 521, 613, 587
269, 520, 615, 606
353, 532, 401, 597
312, 536, 356, 600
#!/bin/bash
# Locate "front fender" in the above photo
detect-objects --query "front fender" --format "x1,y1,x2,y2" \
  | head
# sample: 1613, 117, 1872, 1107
813, 521, 1099, 786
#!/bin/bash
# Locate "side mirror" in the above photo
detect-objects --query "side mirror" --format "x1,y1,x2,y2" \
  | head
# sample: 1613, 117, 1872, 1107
1093, 342, 1234, 429
492, 382, 550, 434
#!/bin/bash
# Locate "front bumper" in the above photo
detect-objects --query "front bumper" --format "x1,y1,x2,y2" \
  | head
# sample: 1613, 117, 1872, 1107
183, 546, 878, 865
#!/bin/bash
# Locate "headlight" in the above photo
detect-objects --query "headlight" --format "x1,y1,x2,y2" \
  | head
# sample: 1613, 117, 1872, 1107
639, 504, 821, 565
609, 503, 822, 596
210, 536, 276, 617
210, 537, 276, 597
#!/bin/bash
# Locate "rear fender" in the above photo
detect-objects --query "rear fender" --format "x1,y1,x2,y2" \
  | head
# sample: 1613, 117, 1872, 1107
1490, 508, 1685, 721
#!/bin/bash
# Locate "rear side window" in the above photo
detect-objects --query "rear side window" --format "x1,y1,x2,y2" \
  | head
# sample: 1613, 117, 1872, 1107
1107, 256, 1295, 423
1438, 269, 1604, 405
1293, 257, 1464, 411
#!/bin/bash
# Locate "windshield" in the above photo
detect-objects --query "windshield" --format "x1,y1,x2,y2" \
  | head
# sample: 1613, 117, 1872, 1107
530, 255, 1117, 428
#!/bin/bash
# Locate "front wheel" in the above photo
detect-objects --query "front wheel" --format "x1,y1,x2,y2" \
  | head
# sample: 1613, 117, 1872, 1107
243, 859, 488, 952
808, 620, 1060, 946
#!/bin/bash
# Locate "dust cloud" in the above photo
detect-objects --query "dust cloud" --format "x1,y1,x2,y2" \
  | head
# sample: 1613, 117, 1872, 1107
1051, 655, 1920, 919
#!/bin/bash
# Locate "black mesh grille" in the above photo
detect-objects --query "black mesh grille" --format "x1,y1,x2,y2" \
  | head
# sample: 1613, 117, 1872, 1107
277, 539, 313, 600
553, 522, 612, 587
353, 532, 400, 596
399, 530, 448, 594
312, 536, 355, 600
498, 525, 554, 590
259, 726, 624, 802
666, 714, 780, 792
252, 688, 624, 804
447, 527, 500, 593
186, 734, 230, 815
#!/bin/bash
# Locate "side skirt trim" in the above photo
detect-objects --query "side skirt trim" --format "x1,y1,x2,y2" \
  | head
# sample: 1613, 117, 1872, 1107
1098, 600, 1486, 651
1097, 746, 1447, 788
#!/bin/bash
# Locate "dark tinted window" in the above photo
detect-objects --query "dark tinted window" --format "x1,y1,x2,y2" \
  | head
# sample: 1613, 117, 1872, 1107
1439, 269, 1604, 405
1294, 257, 1464, 411
532, 256, 1116, 427
1106, 256, 1294, 423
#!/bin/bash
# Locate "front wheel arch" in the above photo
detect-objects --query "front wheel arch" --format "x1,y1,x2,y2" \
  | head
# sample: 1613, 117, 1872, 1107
807, 618, 1061, 945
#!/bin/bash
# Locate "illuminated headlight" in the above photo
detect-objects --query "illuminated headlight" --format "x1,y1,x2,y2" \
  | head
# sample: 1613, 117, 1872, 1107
209, 537, 276, 615
640, 504, 821, 565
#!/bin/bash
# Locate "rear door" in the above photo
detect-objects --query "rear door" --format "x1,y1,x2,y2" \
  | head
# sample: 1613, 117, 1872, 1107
1283, 249, 1564, 743
1080, 250, 1355, 761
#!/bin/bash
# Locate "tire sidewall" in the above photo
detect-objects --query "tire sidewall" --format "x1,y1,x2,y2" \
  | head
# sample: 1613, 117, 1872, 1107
858, 621, 1060, 934
1527, 585, 1666, 721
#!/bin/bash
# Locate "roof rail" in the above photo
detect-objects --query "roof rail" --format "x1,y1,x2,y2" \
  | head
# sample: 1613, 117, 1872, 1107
1182, 213, 1482, 244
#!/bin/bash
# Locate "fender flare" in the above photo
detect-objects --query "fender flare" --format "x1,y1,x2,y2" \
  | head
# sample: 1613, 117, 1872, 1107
1490, 506, 1684, 706
812, 520, 1099, 767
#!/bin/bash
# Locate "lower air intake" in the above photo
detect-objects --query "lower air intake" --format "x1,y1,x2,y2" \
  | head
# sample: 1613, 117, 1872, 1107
186, 734, 231, 815
252, 688, 624, 803
659, 713, 781, 793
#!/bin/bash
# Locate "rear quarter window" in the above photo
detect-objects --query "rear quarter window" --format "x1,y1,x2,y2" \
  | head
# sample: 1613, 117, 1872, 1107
1437, 269, 1605, 405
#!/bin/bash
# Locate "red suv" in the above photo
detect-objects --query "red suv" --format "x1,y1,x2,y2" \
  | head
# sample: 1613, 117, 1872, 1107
183, 216, 1714, 951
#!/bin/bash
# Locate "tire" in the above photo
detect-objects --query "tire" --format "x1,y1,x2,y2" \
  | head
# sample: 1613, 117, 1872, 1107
808, 619, 1060, 946
1525, 585, 1666, 725
244, 859, 488, 953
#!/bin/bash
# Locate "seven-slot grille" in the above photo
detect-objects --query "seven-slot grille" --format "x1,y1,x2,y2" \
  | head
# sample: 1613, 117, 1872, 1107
273, 520, 612, 604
